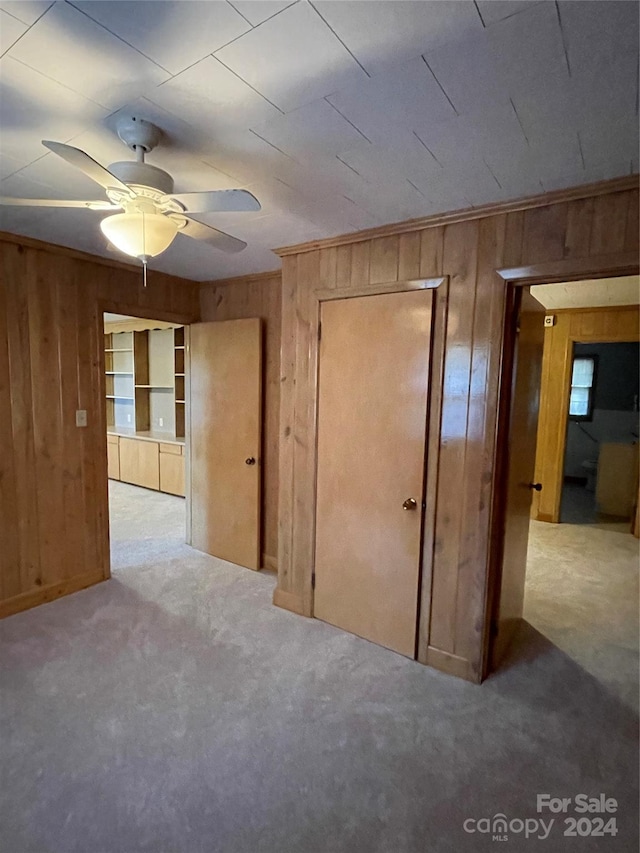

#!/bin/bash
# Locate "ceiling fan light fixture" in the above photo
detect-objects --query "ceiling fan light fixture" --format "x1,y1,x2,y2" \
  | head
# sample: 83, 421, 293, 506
100, 211, 178, 259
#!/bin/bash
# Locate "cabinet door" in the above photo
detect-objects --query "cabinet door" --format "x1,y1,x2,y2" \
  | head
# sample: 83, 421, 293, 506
107, 437, 120, 480
119, 438, 160, 490
160, 450, 185, 497
118, 437, 138, 486
136, 441, 160, 490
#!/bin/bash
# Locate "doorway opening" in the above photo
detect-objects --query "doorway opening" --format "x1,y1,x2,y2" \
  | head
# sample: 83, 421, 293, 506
490, 274, 639, 702
560, 341, 639, 525
103, 312, 188, 570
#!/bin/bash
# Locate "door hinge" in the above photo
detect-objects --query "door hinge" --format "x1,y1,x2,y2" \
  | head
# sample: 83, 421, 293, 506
317, 321, 322, 342
311, 571, 316, 590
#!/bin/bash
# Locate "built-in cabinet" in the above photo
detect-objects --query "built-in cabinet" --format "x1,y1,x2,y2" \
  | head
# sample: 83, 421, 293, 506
105, 325, 185, 497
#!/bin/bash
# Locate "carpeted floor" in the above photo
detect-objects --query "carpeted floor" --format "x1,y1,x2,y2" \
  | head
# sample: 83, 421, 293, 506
0, 481, 637, 853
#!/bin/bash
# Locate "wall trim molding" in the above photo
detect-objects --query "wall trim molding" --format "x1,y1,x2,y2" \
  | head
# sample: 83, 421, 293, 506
206, 269, 282, 288
0, 230, 199, 284
275, 175, 640, 256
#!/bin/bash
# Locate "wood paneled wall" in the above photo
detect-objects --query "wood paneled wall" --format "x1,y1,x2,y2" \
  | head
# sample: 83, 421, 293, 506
274, 181, 639, 682
199, 271, 282, 569
0, 234, 200, 617
532, 304, 640, 523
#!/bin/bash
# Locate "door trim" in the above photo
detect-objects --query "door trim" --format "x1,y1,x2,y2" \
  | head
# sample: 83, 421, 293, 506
482, 251, 640, 680
291, 276, 448, 663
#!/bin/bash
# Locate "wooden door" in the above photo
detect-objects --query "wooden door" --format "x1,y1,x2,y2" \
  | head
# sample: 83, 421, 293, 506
314, 290, 433, 657
189, 319, 262, 570
491, 288, 545, 667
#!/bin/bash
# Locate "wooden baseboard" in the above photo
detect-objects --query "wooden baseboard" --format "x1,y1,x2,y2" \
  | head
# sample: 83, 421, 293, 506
0, 569, 108, 619
424, 646, 480, 683
273, 586, 309, 616
262, 553, 278, 572
534, 512, 556, 523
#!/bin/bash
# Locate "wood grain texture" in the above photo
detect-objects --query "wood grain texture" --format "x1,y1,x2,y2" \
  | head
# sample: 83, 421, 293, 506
532, 304, 640, 522
159, 448, 185, 497
275, 185, 640, 683
0, 236, 200, 618
492, 290, 545, 668
199, 272, 281, 567
314, 290, 433, 657
189, 319, 262, 570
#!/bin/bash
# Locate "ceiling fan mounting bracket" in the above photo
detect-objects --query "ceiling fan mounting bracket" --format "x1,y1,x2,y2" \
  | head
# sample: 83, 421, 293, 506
116, 116, 162, 154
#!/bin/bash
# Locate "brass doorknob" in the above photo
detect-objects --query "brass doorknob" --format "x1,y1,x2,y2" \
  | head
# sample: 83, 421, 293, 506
245, 457, 256, 466
402, 498, 417, 511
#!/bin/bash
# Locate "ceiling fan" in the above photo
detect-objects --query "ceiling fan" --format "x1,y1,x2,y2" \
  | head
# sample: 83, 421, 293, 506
0, 116, 261, 263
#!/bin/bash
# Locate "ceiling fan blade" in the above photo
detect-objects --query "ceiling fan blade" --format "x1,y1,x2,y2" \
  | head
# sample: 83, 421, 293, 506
0, 196, 119, 210
180, 217, 247, 253
42, 140, 133, 195
168, 189, 261, 214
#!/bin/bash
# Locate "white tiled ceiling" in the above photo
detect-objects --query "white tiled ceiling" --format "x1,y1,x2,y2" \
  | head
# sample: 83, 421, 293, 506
0, 0, 637, 281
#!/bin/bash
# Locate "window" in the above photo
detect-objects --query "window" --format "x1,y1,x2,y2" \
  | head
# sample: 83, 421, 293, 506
569, 355, 597, 420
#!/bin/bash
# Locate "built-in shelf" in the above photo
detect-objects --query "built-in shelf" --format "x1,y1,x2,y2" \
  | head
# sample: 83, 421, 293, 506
135, 385, 174, 389
105, 326, 185, 438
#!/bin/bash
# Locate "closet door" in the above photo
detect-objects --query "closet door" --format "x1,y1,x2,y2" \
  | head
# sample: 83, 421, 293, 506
314, 290, 433, 657
189, 319, 262, 570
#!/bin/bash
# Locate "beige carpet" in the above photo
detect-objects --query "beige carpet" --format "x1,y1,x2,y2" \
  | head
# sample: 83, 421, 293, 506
0, 481, 637, 853
525, 518, 639, 710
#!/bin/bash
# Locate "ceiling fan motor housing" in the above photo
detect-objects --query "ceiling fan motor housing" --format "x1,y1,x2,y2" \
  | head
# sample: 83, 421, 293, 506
107, 161, 174, 196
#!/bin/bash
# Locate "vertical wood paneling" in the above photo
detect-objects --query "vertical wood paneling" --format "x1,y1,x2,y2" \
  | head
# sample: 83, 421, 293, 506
429, 219, 479, 653
0, 265, 21, 600
28, 253, 65, 588
4, 247, 40, 595
624, 190, 639, 253
563, 197, 594, 258
275, 184, 638, 683
454, 215, 506, 667
57, 269, 84, 581
293, 251, 320, 613
502, 210, 525, 267
350, 240, 371, 288
590, 192, 631, 255
1, 237, 200, 618
318, 247, 338, 289
278, 258, 298, 590
419, 227, 444, 277
522, 203, 568, 263
199, 272, 282, 566
398, 232, 421, 280
369, 234, 399, 283
336, 245, 352, 288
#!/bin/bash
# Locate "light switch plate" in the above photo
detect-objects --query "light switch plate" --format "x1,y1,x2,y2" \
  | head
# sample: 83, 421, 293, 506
544, 315, 556, 327
75, 409, 87, 427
